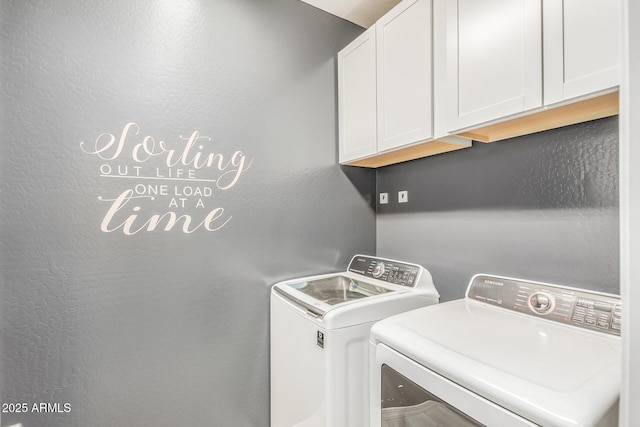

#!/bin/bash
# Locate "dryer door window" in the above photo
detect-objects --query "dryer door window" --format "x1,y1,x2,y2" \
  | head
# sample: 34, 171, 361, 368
381, 364, 483, 426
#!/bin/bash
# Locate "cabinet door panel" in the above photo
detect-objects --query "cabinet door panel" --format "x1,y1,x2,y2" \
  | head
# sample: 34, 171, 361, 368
377, 0, 432, 152
447, 0, 542, 131
338, 27, 377, 163
543, 0, 620, 105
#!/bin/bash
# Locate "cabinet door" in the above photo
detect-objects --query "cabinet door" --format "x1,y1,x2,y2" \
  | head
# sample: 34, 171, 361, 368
447, 0, 542, 132
377, 0, 433, 152
338, 27, 377, 163
543, 0, 621, 105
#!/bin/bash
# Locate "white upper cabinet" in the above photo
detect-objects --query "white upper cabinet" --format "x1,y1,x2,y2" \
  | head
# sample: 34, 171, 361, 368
376, 0, 432, 152
339, 0, 470, 167
446, 0, 543, 132
339, 0, 621, 161
447, 0, 620, 138
543, 0, 621, 105
338, 27, 377, 163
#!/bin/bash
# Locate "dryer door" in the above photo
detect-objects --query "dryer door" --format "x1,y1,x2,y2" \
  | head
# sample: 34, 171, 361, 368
381, 364, 481, 426
371, 344, 537, 427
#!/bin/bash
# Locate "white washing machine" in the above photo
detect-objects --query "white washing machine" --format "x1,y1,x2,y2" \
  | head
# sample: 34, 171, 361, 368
270, 255, 440, 427
370, 274, 622, 427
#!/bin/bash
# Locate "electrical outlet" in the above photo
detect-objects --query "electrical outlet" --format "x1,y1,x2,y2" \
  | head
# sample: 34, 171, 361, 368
380, 192, 389, 204
398, 190, 408, 203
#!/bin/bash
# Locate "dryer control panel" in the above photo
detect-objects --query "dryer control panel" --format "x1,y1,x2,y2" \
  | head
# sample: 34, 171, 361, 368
467, 274, 621, 336
348, 255, 421, 288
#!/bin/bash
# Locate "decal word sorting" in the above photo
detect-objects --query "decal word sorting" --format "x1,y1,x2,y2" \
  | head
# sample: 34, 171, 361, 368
81, 122, 250, 190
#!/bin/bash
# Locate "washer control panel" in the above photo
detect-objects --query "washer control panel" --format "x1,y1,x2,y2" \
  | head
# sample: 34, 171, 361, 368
467, 274, 621, 336
348, 255, 421, 287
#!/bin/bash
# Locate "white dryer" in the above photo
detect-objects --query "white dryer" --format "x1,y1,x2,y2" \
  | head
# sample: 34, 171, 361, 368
370, 274, 621, 427
270, 255, 440, 427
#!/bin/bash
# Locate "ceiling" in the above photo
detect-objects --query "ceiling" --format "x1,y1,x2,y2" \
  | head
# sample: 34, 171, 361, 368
300, 0, 402, 28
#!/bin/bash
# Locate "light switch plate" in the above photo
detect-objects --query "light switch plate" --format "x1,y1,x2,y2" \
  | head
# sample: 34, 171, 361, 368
380, 192, 389, 204
398, 190, 408, 203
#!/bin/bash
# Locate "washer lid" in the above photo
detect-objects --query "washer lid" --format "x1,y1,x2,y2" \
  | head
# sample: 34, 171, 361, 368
273, 274, 399, 318
287, 275, 394, 306
371, 299, 621, 427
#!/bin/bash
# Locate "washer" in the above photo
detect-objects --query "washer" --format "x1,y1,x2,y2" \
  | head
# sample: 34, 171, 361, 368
270, 255, 440, 427
370, 274, 621, 427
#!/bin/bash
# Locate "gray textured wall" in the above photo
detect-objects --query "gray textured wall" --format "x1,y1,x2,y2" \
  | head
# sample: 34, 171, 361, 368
0, 1, 373, 426
377, 117, 619, 302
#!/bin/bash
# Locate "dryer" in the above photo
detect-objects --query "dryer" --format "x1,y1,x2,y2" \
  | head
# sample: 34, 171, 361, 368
370, 274, 621, 427
270, 255, 440, 427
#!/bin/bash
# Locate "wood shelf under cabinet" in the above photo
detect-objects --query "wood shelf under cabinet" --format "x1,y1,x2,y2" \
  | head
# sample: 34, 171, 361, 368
342, 91, 618, 169
457, 91, 619, 143
344, 137, 471, 168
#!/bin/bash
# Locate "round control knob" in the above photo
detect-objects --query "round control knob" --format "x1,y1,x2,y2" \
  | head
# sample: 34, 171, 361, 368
372, 262, 385, 278
528, 292, 555, 315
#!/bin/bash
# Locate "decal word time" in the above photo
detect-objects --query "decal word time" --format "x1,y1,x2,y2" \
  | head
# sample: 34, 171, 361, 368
80, 122, 252, 234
